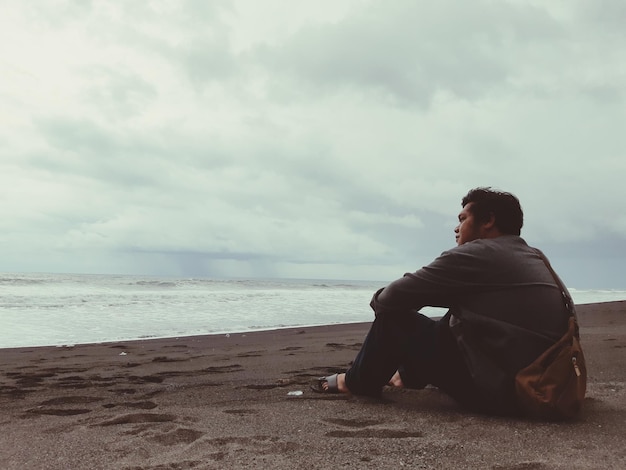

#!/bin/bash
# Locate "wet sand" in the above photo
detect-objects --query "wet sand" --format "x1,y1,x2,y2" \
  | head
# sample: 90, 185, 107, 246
1, 301, 624, 469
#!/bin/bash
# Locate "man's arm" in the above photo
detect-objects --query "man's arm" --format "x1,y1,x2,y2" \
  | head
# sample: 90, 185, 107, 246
370, 244, 495, 317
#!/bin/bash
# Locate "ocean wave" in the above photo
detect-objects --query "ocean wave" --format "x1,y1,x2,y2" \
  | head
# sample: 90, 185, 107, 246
129, 280, 180, 288
0, 277, 46, 285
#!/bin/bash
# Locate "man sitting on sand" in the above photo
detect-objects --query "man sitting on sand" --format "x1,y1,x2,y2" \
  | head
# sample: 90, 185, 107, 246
313, 187, 572, 415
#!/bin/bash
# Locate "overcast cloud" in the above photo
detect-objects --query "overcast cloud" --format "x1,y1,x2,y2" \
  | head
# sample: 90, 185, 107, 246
1, 0, 625, 288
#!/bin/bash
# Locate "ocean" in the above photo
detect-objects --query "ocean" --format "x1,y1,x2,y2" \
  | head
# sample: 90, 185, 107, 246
1, 272, 625, 349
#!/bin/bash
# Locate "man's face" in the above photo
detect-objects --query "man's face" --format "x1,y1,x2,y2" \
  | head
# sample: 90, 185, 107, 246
455, 203, 483, 245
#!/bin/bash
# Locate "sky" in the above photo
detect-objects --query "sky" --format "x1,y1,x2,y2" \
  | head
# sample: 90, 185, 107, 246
1, 0, 625, 289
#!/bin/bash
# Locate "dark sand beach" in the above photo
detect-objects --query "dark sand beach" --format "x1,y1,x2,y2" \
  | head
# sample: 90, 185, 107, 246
1, 301, 624, 469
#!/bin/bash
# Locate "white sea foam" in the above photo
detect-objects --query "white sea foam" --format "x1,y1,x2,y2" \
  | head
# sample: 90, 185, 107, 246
0, 273, 624, 348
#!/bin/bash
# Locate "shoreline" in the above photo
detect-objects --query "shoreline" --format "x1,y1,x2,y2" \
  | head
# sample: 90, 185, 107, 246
0, 320, 373, 353
3, 299, 624, 351
1, 301, 624, 469
0, 321, 373, 351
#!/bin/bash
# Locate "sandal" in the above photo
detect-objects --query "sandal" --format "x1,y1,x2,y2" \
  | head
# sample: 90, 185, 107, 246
310, 374, 340, 393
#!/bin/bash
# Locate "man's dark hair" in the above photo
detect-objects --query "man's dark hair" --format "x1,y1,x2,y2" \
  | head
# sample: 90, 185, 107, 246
462, 187, 524, 235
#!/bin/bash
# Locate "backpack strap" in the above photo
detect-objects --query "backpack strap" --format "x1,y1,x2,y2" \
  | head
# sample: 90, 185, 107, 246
535, 249, 577, 320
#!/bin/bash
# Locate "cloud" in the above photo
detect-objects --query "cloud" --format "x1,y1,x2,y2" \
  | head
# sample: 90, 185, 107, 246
252, 0, 563, 106
0, 0, 624, 288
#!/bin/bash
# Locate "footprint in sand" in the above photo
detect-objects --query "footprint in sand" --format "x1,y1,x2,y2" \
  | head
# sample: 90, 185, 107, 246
323, 417, 383, 428
151, 356, 187, 363
244, 384, 282, 390
205, 364, 244, 373
127, 374, 164, 384
223, 409, 258, 415
493, 463, 551, 470
149, 428, 205, 446
26, 408, 92, 416
125, 401, 158, 409
326, 429, 423, 438
0, 386, 29, 399
7, 371, 56, 387
325, 342, 362, 351
322, 417, 422, 439
39, 396, 102, 406
237, 351, 265, 358
25, 395, 97, 415
54, 376, 90, 389
109, 388, 138, 395
97, 413, 176, 426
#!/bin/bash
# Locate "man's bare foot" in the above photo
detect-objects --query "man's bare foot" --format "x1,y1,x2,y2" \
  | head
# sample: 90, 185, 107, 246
388, 370, 404, 388
322, 373, 350, 393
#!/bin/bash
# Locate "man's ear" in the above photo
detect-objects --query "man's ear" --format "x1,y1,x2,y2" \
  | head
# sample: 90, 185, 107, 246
481, 212, 505, 238
483, 212, 497, 230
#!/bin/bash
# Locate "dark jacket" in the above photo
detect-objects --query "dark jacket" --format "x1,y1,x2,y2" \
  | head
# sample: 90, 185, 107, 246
370, 235, 572, 412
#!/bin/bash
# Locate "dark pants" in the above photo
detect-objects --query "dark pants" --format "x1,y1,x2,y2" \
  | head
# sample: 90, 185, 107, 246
344, 311, 489, 411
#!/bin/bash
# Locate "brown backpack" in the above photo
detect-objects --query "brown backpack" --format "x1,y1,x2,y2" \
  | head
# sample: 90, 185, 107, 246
514, 252, 587, 420
515, 316, 587, 420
